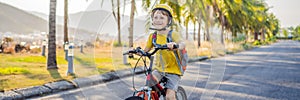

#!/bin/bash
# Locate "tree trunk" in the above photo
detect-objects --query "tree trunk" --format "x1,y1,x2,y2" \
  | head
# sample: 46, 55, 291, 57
205, 26, 209, 41
226, 30, 229, 41
64, 0, 68, 43
261, 28, 265, 42
254, 31, 258, 40
186, 23, 188, 40
48, 0, 58, 69
117, 0, 121, 45
232, 29, 237, 39
220, 15, 224, 44
193, 21, 196, 40
207, 28, 211, 41
198, 22, 201, 48
247, 30, 251, 42
129, 0, 135, 48
207, 6, 213, 41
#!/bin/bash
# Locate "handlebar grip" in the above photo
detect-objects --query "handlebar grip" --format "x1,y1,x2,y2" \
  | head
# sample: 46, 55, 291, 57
123, 50, 137, 55
161, 44, 179, 49
173, 44, 179, 49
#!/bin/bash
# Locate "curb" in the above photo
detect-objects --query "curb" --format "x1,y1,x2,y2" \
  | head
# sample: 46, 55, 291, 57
0, 56, 208, 99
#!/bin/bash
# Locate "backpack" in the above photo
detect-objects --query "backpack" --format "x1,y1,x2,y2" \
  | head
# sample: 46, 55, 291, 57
152, 30, 189, 75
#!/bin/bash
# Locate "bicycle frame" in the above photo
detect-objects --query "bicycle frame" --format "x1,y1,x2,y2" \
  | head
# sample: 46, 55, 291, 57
124, 46, 172, 100
133, 56, 166, 100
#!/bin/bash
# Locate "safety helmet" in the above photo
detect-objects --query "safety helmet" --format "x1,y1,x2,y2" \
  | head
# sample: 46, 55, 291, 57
152, 4, 174, 18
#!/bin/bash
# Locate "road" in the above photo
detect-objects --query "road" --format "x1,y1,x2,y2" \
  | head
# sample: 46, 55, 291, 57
32, 40, 300, 100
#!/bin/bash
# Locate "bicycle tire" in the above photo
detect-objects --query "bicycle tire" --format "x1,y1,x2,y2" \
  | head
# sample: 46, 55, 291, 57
176, 86, 187, 100
125, 96, 143, 100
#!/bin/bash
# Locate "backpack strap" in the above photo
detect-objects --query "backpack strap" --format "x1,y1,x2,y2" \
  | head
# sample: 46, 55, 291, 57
167, 30, 185, 75
167, 30, 173, 43
152, 31, 160, 47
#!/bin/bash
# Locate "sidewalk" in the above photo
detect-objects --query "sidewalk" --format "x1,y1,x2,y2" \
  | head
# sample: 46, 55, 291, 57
0, 56, 209, 99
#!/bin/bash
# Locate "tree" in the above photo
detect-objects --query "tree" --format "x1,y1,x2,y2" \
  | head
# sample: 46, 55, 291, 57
117, 0, 121, 45
195, 0, 207, 47
108, 0, 122, 46
294, 25, 300, 38
283, 28, 288, 38
47, 0, 58, 69
184, 0, 207, 47
183, 4, 191, 40
129, 0, 135, 48
64, 0, 68, 43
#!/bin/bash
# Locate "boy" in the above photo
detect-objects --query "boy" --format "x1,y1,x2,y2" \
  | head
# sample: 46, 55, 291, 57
143, 4, 186, 100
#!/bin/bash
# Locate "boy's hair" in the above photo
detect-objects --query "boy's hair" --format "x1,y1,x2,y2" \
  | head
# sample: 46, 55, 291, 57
151, 10, 172, 21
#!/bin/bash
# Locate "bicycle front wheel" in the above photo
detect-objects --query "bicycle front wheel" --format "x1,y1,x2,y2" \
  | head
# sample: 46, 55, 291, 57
125, 96, 144, 100
176, 86, 187, 100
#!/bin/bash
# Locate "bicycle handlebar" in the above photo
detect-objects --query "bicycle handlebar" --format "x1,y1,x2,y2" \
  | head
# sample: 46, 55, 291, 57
123, 44, 178, 57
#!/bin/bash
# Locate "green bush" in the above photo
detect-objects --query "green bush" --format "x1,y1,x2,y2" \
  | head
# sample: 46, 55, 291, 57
267, 36, 277, 42
261, 41, 268, 45
232, 34, 246, 42
295, 37, 300, 41
242, 43, 252, 50
113, 42, 122, 47
113, 41, 128, 47
252, 40, 261, 46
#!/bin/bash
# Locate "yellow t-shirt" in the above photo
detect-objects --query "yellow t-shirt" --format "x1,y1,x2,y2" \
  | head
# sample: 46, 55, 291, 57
146, 31, 183, 75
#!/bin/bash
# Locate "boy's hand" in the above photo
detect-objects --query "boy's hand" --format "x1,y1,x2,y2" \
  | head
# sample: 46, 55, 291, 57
167, 42, 177, 50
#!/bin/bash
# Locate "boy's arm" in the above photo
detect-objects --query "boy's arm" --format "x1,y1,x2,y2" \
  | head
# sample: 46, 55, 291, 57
144, 47, 151, 52
172, 31, 185, 50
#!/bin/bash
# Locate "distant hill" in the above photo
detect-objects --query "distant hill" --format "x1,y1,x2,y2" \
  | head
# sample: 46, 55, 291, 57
0, 2, 95, 43
30, 9, 150, 41
30, 11, 64, 26
0, 2, 48, 33
0, 2, 150, 43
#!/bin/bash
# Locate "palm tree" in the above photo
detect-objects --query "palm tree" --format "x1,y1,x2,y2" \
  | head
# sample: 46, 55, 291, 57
210, 0, 227, 44
129, 0, 135, 48
182, 1, 194, 40
117, 0, 121, 46
108, 0, 122, 46
183, 5, 190, 40
196, 0, 207, 47
184, 0, 207, 47
47, 0, 58, 69
64, 0, 68, 43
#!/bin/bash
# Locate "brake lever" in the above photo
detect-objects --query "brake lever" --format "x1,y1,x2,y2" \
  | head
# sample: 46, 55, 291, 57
128, 54, 134, 59
173, 44, 179, 49
160, 44, 177, 50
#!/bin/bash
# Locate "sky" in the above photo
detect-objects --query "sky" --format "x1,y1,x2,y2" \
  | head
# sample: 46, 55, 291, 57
265, 0, 300, 27
0, 0, 148, 16
0, 0, 299, 27
0, 0, 92, 15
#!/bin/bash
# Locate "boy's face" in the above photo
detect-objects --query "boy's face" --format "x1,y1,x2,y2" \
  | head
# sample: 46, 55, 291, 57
152, 10, 169, 29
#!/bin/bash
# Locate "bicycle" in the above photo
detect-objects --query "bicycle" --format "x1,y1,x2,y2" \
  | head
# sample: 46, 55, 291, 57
123, 45, 187, 100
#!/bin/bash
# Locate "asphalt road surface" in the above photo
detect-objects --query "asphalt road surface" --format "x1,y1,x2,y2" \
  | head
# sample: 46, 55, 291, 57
32, 40, 300, 100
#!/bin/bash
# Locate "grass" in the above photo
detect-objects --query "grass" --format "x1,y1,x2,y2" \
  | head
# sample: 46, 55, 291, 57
0, 48, 102, 91
0, 51, 73, 91
0, 67, 30, 75
0, 45, 146, 91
